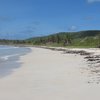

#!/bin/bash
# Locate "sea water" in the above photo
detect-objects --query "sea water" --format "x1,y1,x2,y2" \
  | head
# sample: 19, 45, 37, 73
0, 45, 31, 61
0, 45, 31, 77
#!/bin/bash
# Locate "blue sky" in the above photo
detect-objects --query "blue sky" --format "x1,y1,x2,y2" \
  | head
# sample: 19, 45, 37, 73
0, 0, 100, 39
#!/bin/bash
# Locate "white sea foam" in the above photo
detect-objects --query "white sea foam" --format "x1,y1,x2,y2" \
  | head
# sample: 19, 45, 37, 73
0, 47, 19, 50
1, 54, 20, 60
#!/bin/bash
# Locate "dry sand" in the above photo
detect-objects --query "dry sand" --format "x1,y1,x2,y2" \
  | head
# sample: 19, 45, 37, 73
0, 47, 100, 100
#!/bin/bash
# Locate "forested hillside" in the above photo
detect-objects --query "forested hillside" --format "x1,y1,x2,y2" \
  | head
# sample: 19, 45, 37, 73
27, 30, 100, 47
0, 30, 100, 48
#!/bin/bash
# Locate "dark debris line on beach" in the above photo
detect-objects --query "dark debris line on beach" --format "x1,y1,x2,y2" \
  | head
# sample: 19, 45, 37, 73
42, 46, 100, 84
84, 54, 100, 84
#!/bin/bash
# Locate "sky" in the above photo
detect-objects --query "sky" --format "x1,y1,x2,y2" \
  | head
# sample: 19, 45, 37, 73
0, 0, 100, 39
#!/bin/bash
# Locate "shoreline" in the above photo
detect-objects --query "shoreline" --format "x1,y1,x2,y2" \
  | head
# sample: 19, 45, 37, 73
0, 46, 32, 78
0, 46, 100, 99
2, 44, 99, 64
40, 46, 100, 63
1, 45, 100, 79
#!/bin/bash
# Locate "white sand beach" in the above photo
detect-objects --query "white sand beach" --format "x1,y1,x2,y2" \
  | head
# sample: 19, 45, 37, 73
0, 47, 100, 100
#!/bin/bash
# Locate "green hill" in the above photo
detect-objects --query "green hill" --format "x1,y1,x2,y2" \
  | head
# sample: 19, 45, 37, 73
0, 30, 100, 48
27, 30, 100, 48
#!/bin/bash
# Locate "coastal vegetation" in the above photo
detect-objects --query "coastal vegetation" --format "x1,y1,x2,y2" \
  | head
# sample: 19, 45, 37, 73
0, 30, 100, 48
27, 30, 100, 48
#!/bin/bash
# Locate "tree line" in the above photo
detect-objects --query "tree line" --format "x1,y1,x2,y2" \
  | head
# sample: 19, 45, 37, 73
29, 32, 73, 46
0, 30, 100, 47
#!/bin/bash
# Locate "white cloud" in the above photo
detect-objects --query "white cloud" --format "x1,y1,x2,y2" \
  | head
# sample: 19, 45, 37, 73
68, 26, 77, 31
87, 0, 100, 3
84, 16, 94, 20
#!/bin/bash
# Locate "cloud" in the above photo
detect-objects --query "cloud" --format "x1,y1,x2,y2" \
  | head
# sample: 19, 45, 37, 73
0, 16, 13, 22
87, 0, 100, 3
0, 20, 40, 39
68, 25, 77, 31
20, 29, 35, 34
79, 23, 100, 27
67, 23, 100, 32
18, 23, 39, 38
23, 21, 40, 34
32, 21, 40, 26
84, 16, 95, 20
